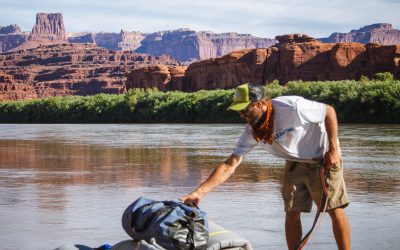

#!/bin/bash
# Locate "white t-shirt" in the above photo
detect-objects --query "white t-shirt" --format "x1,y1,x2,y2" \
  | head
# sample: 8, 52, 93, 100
232, 96, 337, 162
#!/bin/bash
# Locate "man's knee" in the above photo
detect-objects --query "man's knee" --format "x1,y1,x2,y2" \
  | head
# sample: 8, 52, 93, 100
328, 207, 347, 220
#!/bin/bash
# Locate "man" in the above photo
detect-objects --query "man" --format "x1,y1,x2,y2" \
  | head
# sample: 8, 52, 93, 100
180, 83, 350, 250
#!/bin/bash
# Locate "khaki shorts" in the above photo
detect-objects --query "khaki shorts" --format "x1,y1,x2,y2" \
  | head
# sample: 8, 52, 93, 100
281, 160, 349, 212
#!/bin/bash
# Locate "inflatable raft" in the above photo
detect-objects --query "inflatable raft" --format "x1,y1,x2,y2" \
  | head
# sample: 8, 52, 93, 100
55, 220, 253, 250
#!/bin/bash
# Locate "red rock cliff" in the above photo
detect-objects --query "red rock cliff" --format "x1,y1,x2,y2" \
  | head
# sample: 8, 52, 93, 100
0, 43, 179, 101
126, 34, 400, 91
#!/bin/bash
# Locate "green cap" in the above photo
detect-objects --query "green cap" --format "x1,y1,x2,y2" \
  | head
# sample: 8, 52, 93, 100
227, 83, 265, 111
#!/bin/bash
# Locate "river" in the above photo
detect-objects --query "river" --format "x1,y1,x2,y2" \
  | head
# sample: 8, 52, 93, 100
0, 124, 399, 249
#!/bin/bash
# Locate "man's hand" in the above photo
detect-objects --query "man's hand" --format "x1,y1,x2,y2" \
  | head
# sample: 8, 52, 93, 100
323, 149, 340, 171
179, 190, 202, 207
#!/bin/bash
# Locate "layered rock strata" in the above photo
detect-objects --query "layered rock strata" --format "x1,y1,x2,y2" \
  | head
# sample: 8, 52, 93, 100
70, 28, 275, 62
0, 24, 28, 52
2, 12, 399, 64
0, 25, 21, 34
0, 33, 28, 53
0, 43, 179, 101
67, 33, 96, 44
68, 30, 146, 52
320, 23, 400, 45
118, 30, 146, 51
126, 34, 400, 91
136, 29, 277, 62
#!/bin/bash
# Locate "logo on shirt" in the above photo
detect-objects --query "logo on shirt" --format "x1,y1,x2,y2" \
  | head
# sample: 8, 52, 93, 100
274, 127, 295, 140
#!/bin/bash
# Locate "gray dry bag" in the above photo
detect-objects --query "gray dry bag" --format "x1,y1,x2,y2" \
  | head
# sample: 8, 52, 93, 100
122, 197, 209, 250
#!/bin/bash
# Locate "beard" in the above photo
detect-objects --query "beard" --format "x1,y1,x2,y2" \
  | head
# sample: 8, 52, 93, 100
247, 108, 265, 126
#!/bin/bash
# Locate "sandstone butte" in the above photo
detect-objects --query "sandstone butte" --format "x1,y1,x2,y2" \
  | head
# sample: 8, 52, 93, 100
126, 34, 400, 92
0, 43, 178, 101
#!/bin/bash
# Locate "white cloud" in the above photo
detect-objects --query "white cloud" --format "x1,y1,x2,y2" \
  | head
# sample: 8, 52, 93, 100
0, 0, 399, 38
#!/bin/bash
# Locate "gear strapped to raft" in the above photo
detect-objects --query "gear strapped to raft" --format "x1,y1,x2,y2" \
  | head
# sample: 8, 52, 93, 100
122, 197, 209, 250
295, 163, 331, 250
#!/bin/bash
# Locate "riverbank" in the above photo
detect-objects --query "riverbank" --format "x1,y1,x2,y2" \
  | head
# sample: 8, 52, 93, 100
0, 78, 399, 123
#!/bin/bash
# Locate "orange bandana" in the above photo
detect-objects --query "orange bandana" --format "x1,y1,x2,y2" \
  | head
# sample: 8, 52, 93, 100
251, 100, 275, 144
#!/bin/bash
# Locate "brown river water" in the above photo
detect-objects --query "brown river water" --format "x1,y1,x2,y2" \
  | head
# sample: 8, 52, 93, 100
0, 124, 399, 249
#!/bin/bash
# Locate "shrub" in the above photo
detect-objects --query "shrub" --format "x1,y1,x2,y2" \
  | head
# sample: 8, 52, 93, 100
0, 79, 399, 123
374, 72, 394, 81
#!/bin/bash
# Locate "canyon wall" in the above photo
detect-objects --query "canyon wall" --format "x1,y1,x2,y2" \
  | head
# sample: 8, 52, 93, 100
1, 13, 277, 62
319, 23, 400, 45
126, 34, 400, 92
2, 14, 399, 63
0, 25, 21, 34
135, 29, 277, 62
0, 43, 178, 101
0, 24, 28, 52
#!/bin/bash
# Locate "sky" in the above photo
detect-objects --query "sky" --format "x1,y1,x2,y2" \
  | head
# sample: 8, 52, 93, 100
0, 0, 399, 38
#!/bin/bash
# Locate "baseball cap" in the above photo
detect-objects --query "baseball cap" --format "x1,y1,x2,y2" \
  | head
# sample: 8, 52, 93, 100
227, 83, 265, 111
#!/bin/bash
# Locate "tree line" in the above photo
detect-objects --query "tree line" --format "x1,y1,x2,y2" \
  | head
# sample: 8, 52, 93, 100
0, 73, 399, 123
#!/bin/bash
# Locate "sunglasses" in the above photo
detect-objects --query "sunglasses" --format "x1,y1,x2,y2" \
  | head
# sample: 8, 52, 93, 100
239, 102, 254, 115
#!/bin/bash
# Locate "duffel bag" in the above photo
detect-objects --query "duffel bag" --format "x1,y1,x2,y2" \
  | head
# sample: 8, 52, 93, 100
122, 197, 209, 250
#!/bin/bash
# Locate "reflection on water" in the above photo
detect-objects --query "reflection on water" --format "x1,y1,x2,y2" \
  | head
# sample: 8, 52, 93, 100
0, 124, 399, 249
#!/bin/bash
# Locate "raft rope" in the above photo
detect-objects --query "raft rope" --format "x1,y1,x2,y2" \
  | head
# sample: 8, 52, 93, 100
295, 163, 331, 250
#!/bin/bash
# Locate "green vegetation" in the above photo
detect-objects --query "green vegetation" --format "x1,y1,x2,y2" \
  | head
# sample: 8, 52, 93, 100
0, 89, 238, 123
373, 72, 394, 81
265, 77, 400, 123
0, 76, 399, 123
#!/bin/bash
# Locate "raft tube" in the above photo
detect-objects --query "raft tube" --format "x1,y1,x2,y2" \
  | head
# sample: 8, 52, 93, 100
112, 220, 253, 250
55, 220, 253, 250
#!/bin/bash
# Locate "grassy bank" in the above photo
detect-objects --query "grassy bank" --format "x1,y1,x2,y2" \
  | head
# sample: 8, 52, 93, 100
0, 78, 399, 123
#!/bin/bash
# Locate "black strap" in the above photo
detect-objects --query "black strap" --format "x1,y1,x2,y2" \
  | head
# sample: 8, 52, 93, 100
184, 202, 200, 210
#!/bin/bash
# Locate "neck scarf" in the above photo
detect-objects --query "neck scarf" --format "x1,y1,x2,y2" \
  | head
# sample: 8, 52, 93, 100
251, 99, 275, 144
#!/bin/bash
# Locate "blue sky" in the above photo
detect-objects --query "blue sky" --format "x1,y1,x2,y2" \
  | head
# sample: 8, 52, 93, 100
0, 0, 399, 38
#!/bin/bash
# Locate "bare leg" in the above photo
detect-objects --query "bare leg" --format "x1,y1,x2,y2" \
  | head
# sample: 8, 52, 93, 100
328, 207, 351, 250
285, 211, 302, 250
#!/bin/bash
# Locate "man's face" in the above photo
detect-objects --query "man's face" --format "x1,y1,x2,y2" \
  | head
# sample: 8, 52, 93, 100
239, 101, 264, 125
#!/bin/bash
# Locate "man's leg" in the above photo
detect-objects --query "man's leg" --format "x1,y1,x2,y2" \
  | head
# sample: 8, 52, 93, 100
285, 211, 302, 250
328, 207, 350, 250
307, 159, 350, 249
282, 161, 313, 250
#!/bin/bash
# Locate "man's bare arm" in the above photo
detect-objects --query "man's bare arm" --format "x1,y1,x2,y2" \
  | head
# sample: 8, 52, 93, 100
323, 104, 340, 170
180, 154, 242, 206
